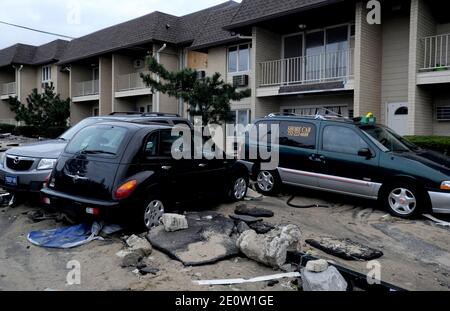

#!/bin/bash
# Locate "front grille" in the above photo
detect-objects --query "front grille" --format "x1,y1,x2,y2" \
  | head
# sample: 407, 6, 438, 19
6, 156, 35, 171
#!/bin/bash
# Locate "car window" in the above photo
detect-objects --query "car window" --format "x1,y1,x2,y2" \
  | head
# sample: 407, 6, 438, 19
322, 125, 369, 155
66, 125, 128, 156
280, 121, 316, 149
144, 132, 159, 157
160, 130, 181, 157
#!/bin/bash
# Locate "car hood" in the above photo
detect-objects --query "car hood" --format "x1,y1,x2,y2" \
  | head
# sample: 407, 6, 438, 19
6, 140, 67, 159
394, 149, 450, 176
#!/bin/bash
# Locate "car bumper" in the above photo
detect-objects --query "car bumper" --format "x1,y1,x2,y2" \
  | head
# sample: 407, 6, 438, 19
0, 166, 51, 193
238, 160, 255, 177
428, 191, 450, 214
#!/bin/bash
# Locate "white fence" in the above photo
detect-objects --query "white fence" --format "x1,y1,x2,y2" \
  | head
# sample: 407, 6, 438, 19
421, 34, 450, 71
117, 72, 149, 92
74, 80, 99, 97
259, 49, 354, 87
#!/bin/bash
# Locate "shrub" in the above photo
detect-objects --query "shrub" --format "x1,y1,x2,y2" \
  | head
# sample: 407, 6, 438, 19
0, 124, 15, 134
13, 126, 41, 138
405, 136, 450, 155
45, 127, 68, 139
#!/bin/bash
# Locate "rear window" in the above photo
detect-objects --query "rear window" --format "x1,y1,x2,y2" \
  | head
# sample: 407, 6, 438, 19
280, 121, 316, 149
65, 125, 128, 156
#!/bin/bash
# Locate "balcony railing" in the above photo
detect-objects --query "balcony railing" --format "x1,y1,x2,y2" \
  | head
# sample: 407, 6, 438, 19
1, 82, 16, 96
117, 72, 149, 92
74, 80, 99, 97
259, 49, 354, 87
421, 34, 450, 71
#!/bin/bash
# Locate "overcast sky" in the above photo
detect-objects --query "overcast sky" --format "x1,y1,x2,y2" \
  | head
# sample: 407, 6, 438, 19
0, 0, 238, 49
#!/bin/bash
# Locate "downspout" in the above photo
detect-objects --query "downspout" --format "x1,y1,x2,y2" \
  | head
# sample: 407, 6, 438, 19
155, 43, 167, 112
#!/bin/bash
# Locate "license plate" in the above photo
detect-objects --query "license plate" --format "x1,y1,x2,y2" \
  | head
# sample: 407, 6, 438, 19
5, 175, 18, 186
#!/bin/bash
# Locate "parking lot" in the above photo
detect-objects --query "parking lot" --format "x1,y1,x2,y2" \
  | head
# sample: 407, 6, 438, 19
1, 186, 449, 291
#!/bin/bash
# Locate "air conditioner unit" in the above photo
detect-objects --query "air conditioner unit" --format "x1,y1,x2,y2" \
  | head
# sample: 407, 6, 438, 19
133, 59, 145, 69
196, 70, 206, 80
232, 75, 249, 87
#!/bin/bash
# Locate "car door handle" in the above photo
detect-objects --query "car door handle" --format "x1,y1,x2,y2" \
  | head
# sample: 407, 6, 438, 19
199, 163, 207, 168
309, 155, 326, 163
161, 166, 172, 171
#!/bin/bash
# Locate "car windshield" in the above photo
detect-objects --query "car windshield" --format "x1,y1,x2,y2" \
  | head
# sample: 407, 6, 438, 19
361, 125, 419, 152
65, 125, 128, 156
59, 118, 104, 141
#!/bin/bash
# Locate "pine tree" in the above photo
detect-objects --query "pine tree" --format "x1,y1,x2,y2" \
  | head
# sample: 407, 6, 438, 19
141, 56, 251, 125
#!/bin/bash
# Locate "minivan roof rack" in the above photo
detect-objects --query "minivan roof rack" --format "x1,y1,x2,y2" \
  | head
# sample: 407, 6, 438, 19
109, 112, 142, 116
142, 112, 181, 117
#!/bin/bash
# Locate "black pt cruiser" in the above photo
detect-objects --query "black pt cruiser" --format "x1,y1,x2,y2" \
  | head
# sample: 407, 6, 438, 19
243, 114, 450, 219
41, 121, 249, 229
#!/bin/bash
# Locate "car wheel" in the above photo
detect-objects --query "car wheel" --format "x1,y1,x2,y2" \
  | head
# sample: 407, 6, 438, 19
256, 170, 280, 195
229, 175, 249, 201
142, 198, 165, 230
382, 182, 424, 219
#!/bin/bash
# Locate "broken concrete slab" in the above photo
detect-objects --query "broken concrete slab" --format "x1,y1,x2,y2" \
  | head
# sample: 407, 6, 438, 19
306, 237, 383, 261
230, 214, 262, 224
126, 235, 152, 256
236, 221, 250, 234
148, 212, 239, 266
302, 266, 348, 291
236, 225, 302, 268
249, 221, 275, 234
162, 214, 188, 232
235, 204, 274, 218
306, 259, 329, 273
121, 250, 145, 268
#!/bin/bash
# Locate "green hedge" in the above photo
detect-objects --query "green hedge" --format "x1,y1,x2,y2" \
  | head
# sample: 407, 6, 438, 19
10, 126, 68, 139
405, 136, 450, 155
0, 124, 16, 134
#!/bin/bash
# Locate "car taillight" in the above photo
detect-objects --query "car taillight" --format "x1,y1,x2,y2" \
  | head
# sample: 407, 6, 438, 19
115, 180, 138, 200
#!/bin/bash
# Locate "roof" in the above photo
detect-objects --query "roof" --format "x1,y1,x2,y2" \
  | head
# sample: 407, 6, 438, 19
0, 40, 68, 68
225, 0, 343, 30
58, 1, 238, 64
190, 2, 242, 50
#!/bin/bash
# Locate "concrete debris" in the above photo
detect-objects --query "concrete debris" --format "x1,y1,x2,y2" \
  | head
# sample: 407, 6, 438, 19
236, 221, 250, 234
138, 266, 159, 276
236, 225, 302, 268
230, 214, 262, 224
193, 272, 301, 286
245, 188, 264, 201
302, 266, 348, 291
126, 235, 153, 256
306, 237, 383, 261
306, 259, 329, 273
162, 213, 189, 232
423, 214, 450, 228
249, 221, 275, 234
235, 204, 274, 218
120, 250, 145, 268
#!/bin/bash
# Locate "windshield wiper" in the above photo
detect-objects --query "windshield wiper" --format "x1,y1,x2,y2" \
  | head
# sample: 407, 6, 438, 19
58, 137, 67, 141
80, 150, 116, 155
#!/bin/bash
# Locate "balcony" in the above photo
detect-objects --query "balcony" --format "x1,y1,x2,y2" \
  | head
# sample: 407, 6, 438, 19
1, 82, 16, 100
258, 49, 354, 97
73, 80, 99, 102
115, 72, 151, 98
418, 33, 450, 85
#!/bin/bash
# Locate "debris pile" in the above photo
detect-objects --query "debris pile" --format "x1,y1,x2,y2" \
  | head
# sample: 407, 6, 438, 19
162, 213, 189, 232
302, 264, 348, 291
236, 224, 302, 268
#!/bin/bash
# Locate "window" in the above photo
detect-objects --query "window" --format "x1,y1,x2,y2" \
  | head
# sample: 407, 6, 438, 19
437, 106, 450, 121
92, 107, 99, 116
395, 107, 409, 115
42, 66, 51, 82
280, 122, 316, 149
93, 67, 99, 81
139, 107, 145, 113
66, 125, 128, 156
228, 44, 251, 73
144, 132, 159, 157
322, 126, 368, 155
283, 106, 349, 117
160, 130, 181, 157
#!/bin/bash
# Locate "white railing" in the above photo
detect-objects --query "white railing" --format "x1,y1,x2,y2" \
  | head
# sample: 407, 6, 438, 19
259, 49, 354, 87
1, 82, 16, 96
421, 34, 450, 71
74, 80, 99, 97
117, 72, 149, 92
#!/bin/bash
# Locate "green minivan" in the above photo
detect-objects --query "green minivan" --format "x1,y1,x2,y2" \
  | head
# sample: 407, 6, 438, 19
244, 115, 450, 219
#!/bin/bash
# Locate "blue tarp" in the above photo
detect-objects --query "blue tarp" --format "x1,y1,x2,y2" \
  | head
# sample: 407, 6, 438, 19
27, 222, 121, 249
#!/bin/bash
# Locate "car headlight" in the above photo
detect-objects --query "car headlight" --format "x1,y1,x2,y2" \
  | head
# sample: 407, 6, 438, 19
37, 159, 57, 171
441, 181, 450, 191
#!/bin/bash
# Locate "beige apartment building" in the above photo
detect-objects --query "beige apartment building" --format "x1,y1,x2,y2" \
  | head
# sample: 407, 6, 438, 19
1, 0, 450, 137
0, 40, 69, 124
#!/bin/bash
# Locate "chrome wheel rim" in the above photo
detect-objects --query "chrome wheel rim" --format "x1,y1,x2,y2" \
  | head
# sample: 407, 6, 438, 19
233, 177, 247, 200
144, 200, 164, 230
388, 188, 417, 215
257, 171, 274, 192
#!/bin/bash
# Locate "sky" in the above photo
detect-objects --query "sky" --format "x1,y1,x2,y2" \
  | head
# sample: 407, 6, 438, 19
0, 0, 238, 49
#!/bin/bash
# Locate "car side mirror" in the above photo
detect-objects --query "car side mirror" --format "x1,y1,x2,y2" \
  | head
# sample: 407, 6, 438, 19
358, 148, 373, 159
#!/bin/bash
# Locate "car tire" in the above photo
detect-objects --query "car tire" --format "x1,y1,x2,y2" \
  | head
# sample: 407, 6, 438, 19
381, 182, 425, 219
138, 197, 166, 231
228, 174, 249, 201
255, 170, 280, 196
